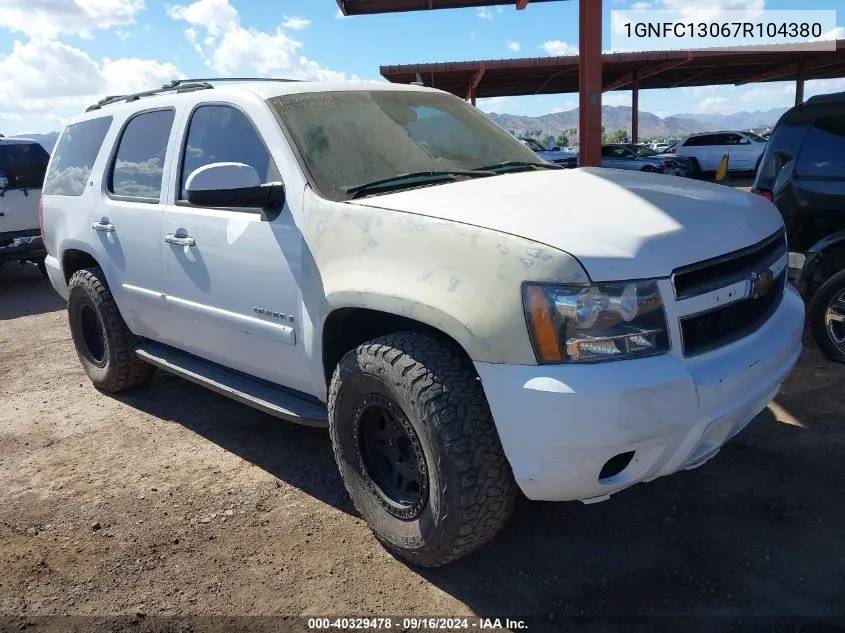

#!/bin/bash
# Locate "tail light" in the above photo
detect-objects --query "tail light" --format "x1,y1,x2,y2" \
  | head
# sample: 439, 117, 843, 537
39, 197, 45, 241
757, 190, 773, 201
669, 148, 677, 153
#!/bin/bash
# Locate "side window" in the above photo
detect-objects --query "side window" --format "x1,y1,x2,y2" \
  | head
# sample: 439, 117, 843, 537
683, 136, 701, 147
696, 135, 717, 146
796, 115, 845, 179
43, 116, 113, 196
719, 133, 743, 145
109, 109, 175, 201
601, 146, 616, 158
179, 105, 279, 200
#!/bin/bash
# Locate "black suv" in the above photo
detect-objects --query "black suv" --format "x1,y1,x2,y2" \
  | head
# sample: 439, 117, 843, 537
752, 91, 845, 363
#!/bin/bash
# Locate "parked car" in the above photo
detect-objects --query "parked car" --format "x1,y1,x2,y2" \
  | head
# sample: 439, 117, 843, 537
42, 78, 803, 567
650, 139, 679, 153
519, 137, 578, 167
752, 91, 845, 363
670, 131, 768, 174
600, 143, 695, 177
0, 136, 50, 275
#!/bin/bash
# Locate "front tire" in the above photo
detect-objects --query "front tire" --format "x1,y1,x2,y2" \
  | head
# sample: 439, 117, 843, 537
328, 331, 518, 567
809, 269, 845, 363
67, 267, 156, 392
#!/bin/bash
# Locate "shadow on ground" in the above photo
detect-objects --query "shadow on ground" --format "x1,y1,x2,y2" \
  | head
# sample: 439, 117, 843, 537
112, 334, 845, 630
0, 263, 64, 320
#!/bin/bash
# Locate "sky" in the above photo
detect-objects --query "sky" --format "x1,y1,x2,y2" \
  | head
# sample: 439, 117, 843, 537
0, 0, 843, 135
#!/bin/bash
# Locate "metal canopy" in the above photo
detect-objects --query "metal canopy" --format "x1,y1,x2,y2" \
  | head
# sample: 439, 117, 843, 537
380, 40, 845, 98
335, 0, 566, 15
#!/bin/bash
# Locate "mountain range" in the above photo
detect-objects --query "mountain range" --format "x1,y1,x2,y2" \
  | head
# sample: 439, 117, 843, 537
485, 105, 788, 141
9, 105, 788, 152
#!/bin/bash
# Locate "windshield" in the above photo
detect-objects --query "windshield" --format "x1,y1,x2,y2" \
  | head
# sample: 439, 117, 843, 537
0, 142, 49, 190
746, 132, 768, 143
268, 90, 545, 201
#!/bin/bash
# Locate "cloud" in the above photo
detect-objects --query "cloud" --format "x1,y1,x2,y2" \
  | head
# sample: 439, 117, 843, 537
506, 40, 520, 52
0, 0, 145, 39
695, 96, 734, 114
541, 40, 577, 56
0, 38, 181, 131
168, 0, 350, 81
282, 16, 311, 31
651, 0, 765, 21
477, 7, 493, 20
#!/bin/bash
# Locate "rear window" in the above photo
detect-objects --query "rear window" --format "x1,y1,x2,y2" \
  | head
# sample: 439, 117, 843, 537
0, 142, 50, 190
796, 115, 845, 179
757, 122, 808, 183
43, 116, 113, 196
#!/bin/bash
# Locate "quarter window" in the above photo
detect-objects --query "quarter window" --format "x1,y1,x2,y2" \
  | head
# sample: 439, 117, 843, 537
43, 116, 113, 196
179, 105, 279, 200
796, 115, 845, 179
109, 109, 175, 200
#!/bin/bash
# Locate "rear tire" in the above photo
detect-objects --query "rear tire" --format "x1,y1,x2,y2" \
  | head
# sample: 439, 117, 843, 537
808, 269, 845, 363
67, 266, 156, 392
328, 331, 518, 567
689, 158, 702, 179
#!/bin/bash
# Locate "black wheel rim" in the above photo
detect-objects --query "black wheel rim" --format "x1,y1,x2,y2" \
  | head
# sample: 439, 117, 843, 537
355, 394, 429, 520
79, 301, 106, 366
825, 288, 845, 354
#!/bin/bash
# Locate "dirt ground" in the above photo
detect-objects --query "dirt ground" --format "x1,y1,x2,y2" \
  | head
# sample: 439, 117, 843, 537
1, 262, 844, 632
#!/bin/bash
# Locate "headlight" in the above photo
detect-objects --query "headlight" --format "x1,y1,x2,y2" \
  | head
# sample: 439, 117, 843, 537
523, 280, 670, 363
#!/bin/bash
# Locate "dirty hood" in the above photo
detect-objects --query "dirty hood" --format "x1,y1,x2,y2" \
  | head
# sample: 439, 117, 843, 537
352, 167, 784, 281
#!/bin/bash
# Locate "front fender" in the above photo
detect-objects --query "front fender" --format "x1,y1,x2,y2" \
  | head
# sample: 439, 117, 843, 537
299, 190, 590, 367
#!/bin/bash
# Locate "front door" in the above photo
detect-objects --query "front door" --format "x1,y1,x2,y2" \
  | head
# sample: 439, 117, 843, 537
161, 103, 312, 395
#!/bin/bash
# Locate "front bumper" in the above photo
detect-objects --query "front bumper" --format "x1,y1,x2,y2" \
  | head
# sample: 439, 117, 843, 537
475, 284, 804, 502
0, 231, 46, 262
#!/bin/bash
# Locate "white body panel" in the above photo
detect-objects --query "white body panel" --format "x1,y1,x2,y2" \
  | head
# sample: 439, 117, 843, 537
0, 189, 40, 235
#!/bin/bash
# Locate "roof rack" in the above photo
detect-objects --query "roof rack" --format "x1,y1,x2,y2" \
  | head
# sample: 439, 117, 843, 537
85, 77, 305, 112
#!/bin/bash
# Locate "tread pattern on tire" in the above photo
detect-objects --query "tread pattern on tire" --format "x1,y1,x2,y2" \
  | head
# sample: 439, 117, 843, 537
808, 268, 845, 363
68, 266, 155, 392
328, 331, 518, 567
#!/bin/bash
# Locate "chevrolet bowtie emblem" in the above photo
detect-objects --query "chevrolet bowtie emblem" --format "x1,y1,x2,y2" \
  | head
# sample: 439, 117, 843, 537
747, 268, 776, 299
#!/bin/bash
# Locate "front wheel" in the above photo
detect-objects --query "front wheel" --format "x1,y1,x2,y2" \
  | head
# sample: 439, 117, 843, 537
809, 269, 845, 363
328, 331, 518, 567
67, 266, 156, 392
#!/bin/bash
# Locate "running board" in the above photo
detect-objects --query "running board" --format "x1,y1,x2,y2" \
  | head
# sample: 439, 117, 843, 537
135, 343, 328, 428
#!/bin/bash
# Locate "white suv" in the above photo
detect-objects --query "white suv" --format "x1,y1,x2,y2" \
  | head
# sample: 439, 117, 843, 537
42, 78, 804, 567
1, 136, 50, 274
670, 130, 769, 174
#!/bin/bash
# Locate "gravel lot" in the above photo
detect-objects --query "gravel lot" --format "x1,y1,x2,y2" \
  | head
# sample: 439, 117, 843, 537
1, 262, 844, 632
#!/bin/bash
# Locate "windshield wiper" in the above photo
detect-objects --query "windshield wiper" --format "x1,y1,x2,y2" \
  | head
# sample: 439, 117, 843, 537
474, 160, 563, 173
346, 170, 494, 199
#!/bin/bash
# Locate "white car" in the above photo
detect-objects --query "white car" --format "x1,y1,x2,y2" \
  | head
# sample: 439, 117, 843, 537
670, 131, 768, 174
0, 136, 50, 274
41, 78, 803, 567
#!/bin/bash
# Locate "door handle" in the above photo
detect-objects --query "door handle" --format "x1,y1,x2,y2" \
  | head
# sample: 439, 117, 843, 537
165, 233, 196, 247
91, 221, 115, 233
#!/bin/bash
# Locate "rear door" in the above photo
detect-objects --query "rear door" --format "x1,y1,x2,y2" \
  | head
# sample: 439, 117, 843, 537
0, 141, 49, 236
87, 109, 178, 338
718, 133, 753, 171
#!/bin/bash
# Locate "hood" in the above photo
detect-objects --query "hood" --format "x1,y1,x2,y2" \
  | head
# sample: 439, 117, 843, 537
351, 167, 784, 281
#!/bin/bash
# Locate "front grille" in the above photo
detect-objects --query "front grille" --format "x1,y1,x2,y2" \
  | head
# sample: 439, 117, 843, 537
672, 230, 787, 300
680, 271, 785, 357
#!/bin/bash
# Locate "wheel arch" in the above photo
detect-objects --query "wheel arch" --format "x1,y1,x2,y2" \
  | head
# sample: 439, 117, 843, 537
319, 298, 480, 388
797, 229, 845, 298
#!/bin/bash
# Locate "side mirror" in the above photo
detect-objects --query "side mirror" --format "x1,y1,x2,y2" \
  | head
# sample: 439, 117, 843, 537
185, 162, 285, 216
